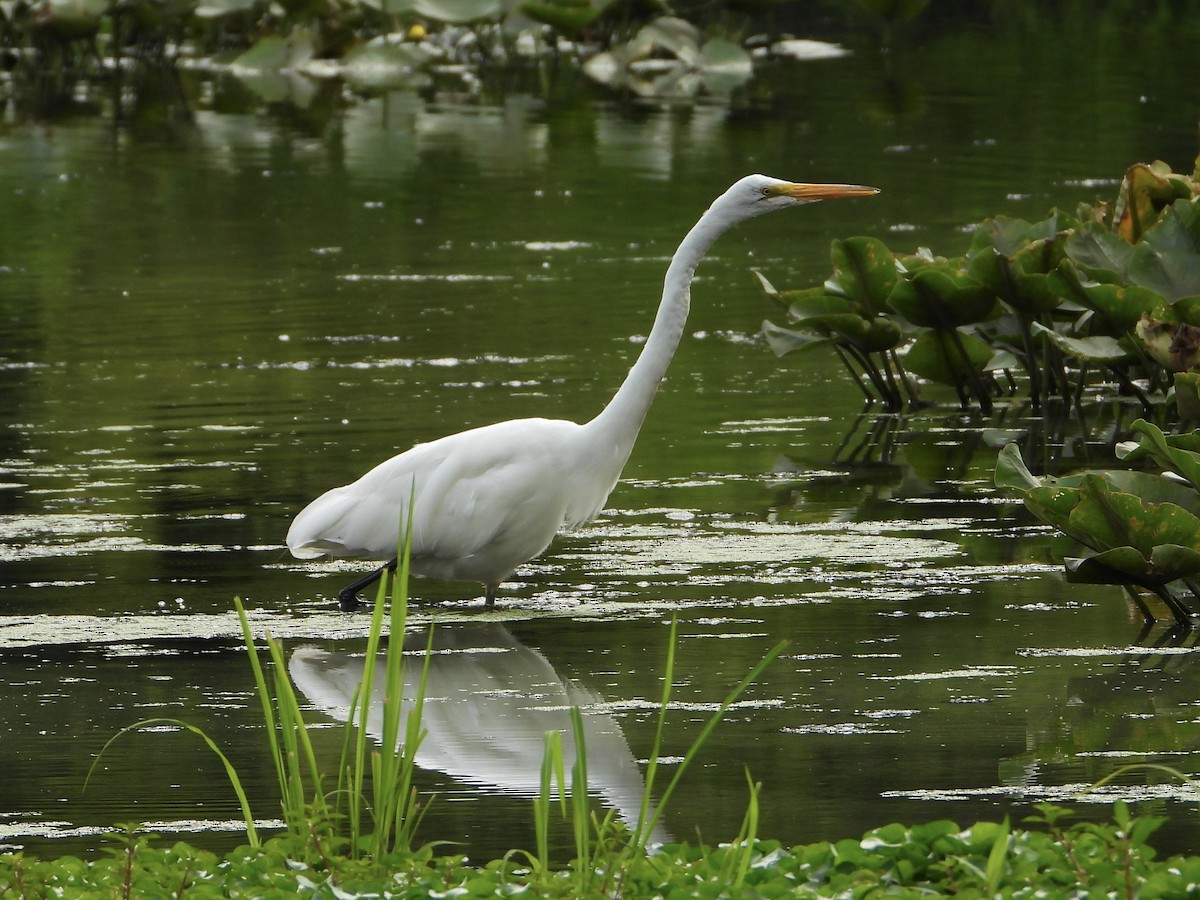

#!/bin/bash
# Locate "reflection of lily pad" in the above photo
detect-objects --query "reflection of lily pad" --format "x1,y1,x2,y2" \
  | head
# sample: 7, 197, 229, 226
231, 28, 315, 71
339, 40, 436, 89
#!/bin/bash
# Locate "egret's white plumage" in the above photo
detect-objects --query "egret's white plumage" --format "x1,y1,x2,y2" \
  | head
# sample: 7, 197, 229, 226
287, 174, 879, 609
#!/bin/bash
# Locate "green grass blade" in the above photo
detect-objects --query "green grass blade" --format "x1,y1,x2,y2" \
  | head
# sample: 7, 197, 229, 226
634, 637, 788, 852
86, 718, 259, 847
235, 598, 287, 807
634, 615, 678, 847
569, 706, 590, 886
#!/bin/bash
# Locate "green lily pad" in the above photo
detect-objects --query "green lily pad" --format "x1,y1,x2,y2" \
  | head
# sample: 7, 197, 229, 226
520, 0, 602, 35
903, 329, 993, 386
1024, 484, 1094, 549
1129, 419, 1200, 492
761, 320, 829, 357
783, 289, 858, 322
1064, 276, 1164, 336
967, 250, 1064, 316
232, 28, 315, 70
994, 442, 1042, 491
1069, 475, 1200, 558
997, 442, 1200, 513
1172, 296, 1200, 326
1065, 223, 1134, 280
1029, 321, 1129, 363
1114, 162, 1194, 243
970, 213, 1060, 258
830, 236, 898, 317
887, 266, 997, 329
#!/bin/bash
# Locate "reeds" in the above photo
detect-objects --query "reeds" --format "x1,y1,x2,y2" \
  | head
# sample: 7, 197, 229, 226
90, 519, 786, 881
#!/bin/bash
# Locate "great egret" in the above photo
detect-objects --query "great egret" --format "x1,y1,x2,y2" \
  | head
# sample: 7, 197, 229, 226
287, 174, 879, 610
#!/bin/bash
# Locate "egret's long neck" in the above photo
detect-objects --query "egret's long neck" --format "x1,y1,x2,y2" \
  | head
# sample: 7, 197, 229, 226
584, 204, 729, 454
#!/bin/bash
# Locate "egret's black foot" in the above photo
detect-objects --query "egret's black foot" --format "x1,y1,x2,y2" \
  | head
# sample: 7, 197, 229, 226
336, 557, 398, 613
338, 590, 370, 612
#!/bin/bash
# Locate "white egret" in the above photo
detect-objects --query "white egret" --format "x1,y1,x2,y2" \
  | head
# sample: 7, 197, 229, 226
287, 174, 879, 610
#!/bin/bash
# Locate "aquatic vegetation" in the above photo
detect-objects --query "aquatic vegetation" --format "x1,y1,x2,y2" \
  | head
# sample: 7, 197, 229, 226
0, 0, 841, 102
2, 800, 1196, 896
996, 418, 1200, 627
761, 160, 1200, 414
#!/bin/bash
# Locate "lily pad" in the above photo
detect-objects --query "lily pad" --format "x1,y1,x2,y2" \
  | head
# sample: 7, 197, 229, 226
1114, 162, 1194, 243
761, 320, 829, 357
1134, 317, 1200, 372
830, 236, 898, 317
902, 329, 992, 386
887, 266, 997, 329
1128, 419, 1200, 492
1066, 223, 1135, 281
1029, 321, 1129, 364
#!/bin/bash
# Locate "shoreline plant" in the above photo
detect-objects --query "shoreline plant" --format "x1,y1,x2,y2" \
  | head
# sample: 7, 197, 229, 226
761, 159, 1200, 416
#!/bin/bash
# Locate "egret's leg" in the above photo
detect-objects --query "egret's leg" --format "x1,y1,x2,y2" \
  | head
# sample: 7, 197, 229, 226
484, 584, 497, 608
337, 558, 397, 612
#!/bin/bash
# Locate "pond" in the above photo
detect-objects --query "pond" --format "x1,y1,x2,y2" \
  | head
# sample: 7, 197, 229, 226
3, 8, 1200, 863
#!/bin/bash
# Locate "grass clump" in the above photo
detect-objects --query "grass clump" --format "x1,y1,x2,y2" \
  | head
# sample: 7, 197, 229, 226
0, 802, 1195, 898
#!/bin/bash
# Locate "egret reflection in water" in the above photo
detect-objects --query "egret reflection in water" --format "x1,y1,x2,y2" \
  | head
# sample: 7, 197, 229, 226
289, 624, 670, 844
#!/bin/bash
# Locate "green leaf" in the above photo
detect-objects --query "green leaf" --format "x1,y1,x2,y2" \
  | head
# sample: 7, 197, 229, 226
784, 290, 858, 322
520, 0, 602, 35
1066, 223, 1134, 279
830, 236, 899, 317
1065, 277, 1164, 335
1029, 321, 1129, 363
967, 250, 1064, 315
1114, 162, 1193, 243
1125, 200, 1200, 300
973, 214, 1060, 257
761, 320, 830, 357
994, 443, 1043, 492
1024, 485, 1094, 549
887, 266, 997, 328
903, 330, 993, 385
1130, 419, 1200, 492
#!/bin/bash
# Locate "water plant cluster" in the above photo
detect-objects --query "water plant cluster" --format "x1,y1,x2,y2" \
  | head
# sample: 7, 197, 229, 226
2, 800, 1195, 897
760, 159, 1200, 415
0, 0, 873, 101
997, 418, 1200, 628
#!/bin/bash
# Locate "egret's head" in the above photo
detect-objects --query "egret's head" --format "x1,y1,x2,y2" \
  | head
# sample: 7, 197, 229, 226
722, 174, 880, 221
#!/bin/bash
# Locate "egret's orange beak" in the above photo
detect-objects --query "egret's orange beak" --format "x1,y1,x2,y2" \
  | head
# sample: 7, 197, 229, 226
770, 183, 881, 201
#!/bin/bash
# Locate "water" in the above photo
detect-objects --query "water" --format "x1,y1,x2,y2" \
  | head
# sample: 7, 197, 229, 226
4, 10, 1200, 860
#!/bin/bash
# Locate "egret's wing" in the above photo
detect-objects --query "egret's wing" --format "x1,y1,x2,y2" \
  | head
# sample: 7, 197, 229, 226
286, 418, 583, 573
